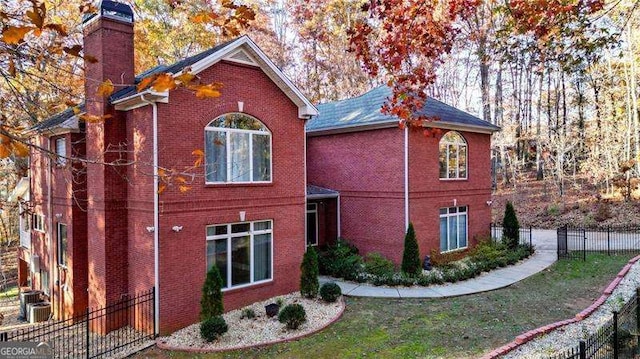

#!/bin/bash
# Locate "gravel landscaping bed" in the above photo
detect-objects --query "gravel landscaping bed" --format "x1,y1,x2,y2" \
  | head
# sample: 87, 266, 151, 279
157, 292, 344, 351
503, 259, 640, 358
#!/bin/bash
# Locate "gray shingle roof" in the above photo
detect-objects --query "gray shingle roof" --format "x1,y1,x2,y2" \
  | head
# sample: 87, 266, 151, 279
30, 103, 85, 132
109, 38, 240, 102
306, 86, 500, 133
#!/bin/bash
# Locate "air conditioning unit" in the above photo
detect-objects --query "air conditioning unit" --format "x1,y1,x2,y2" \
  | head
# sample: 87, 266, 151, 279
19, 290, 42, 320
30, 255, 40, 273
27, 302, 51, 323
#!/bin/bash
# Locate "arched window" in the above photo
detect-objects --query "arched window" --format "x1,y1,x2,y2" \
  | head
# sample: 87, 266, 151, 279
439, 131, 467, 179
205, 113, 271, 183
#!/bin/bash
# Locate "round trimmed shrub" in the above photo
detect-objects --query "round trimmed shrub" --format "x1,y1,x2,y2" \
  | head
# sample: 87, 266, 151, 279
200, 315, 228, 342
278, 303, 306, 330
319, 282, 342, 302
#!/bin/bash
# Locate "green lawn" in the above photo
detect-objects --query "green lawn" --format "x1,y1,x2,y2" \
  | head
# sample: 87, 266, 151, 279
140, 254, 633, 359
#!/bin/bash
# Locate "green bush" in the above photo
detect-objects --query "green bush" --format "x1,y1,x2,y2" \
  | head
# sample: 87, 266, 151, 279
240, 308, 256, 320
278, 304, 306, 330
503, 202, 520, 249
200, 316, 228, 342
364, 252, 395, 277
318, 239, 363, 280
319, 282, 342, 302
200, 265, 224, 320
401, 223, 421, 276
300, 247, 319, 298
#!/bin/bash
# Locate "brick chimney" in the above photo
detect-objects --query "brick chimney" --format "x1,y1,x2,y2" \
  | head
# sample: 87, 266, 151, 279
82, 0, 134, 310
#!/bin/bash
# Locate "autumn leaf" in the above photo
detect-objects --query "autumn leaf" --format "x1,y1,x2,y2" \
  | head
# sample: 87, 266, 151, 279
78, 114, 113, 123
190, 83, 222, 99
2, 26, 34, 44
0, 144, 10, 159
8, 58, 16, 76
158, 183, 167, 194
26, 0, 46, 30
84, 54, 98, 63
97, 79, 115, 97
137, 74, 157, 92
192, 149, 204, 167
179, 185, 191, 193
72, 106, 81, 115
11, 141, 29, 157
175, 72, 195, 85
149, 73, 177, 92
63, 45, 83, 57
44, 24, 67, 37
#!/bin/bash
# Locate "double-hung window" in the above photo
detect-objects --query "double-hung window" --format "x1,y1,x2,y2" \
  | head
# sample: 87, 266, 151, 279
57, 223, 68, 267
55, 137, 66, 166
205, 113, 271, 183
206, 220, 273, 289
33, 214, 45, 232
440, 206, 467, 252
439, 131, 467, 179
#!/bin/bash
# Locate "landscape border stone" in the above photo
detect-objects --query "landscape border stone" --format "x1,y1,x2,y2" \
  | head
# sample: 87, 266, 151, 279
155, 298, 346, 353
480, 254, 640, 359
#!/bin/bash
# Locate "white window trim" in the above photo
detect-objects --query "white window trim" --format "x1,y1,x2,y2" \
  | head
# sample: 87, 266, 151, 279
206, 220, 274, 291
33, 214, 45, 233
439, 132, 468, 180
204, 114, 273, 185
439, 206, 468, 253
57, 223, 68, 268
306, 203, 318, 247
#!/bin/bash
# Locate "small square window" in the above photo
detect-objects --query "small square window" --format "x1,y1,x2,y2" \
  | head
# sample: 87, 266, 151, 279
254, 221, 271, 231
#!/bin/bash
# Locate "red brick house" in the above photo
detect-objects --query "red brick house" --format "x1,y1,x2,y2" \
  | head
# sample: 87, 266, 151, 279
13, 0, 498, 336
16, 1, 316, 334
306, 86, 500, 264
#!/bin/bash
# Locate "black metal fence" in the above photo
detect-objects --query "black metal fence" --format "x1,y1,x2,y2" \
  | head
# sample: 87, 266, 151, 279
558, 225, 640, 260
0, 287, 155, 358
490, 223, 533, 248
546, 288, 640, 359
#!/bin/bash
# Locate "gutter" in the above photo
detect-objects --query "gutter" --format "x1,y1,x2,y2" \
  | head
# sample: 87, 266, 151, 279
139, 95, 160, 336
306, 120, 500, 137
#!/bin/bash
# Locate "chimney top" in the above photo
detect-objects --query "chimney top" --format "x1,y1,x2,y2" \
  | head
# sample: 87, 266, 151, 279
82, 1, 134, 25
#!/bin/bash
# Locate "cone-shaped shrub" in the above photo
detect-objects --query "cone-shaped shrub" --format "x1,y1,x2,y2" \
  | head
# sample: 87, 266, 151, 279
401, 223, 421, 275
200, 265, 224, 320
503, 201, 520, 249
300, 246, 320, 298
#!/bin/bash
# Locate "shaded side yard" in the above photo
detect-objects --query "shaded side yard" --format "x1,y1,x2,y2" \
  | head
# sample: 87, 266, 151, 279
138, 254, 633, 359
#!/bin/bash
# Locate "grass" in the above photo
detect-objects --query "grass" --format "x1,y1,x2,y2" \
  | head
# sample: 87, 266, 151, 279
0, 285, 18, 299
139, 253, 633, 359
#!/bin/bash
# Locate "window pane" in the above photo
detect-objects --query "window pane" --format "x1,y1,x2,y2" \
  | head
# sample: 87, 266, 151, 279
205, 131, 226, 182
253, 233, 272, 281
448, 216, 458, 250
207, 225, 227, 236
439, 208, 447, 215
448, 145, 457, 178
439, 144, 447, 178
254, 221, 271, 231
231, 236, 250, 286
230, 132, 250, 182
56, 138, 66, 165
231, 223, 250, 233
440, 217, 448, 251
459, 214, 467, 248
212, 239, 228, 288
458, 145, 467, 178
252, 134, 271, 181
307, 211, 317, 246
58, 224, 67, 266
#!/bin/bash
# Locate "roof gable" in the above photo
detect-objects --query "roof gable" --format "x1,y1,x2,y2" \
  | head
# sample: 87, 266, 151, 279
306, 86, 500, 135
112, 36, 318, 119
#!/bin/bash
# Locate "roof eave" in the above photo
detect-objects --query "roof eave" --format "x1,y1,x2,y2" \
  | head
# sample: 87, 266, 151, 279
306, 120, 399, 137
426, 121, 501, 134
307, 193, 339, 199
112, 91, 169, 110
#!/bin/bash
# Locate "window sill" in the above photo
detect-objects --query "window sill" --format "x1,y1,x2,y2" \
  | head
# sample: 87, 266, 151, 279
205, 182, 274, 188
439, 178, 468, 182
439, 246, 468, 254
221, 279, 273, 293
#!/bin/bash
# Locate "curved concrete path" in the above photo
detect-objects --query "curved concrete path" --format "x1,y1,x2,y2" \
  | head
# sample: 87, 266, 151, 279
320, 229, 558, 298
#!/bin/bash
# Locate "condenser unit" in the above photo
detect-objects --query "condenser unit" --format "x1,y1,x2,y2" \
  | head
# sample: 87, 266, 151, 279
19, 290, 42, 320
27, 302, 51, 323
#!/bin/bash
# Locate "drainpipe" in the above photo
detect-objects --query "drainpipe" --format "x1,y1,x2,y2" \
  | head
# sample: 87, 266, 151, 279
47, 138, 53, 308
141, 96, 159, 335
404, 127, 409, 229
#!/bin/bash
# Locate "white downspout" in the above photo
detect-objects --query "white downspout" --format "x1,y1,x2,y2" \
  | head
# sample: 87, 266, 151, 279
141, 96, 160, 335
336, 195, 341, 238
404, 127, 409, 229
47, 139, 53, 299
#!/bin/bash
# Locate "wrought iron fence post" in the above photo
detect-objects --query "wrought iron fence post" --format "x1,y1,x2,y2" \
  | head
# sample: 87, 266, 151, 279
614, 310, 619, 359
529, 226, 532, 249
637, 288, 640, 353
608, 226, 611, 256
583, 229, 587, 262
86, 307, 90, 359
579, 340, 586, 359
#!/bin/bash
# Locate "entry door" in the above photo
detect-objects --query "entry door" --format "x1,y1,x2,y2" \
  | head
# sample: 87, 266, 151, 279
306, 203, 318, 246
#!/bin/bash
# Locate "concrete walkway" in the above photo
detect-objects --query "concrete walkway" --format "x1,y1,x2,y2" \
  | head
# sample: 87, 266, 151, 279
320, 229, 558, 298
